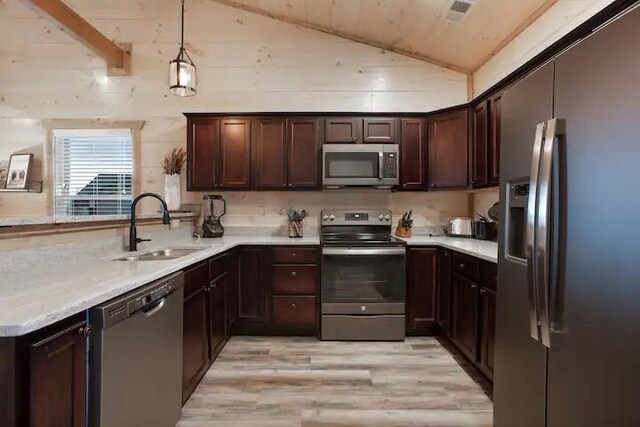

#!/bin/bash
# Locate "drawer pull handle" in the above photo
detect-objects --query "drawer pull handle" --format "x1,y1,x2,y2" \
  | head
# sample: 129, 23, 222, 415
291, 271, 297, 277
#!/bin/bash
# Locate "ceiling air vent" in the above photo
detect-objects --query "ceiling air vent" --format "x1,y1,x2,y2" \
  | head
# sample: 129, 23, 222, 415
444, 0, 475, 23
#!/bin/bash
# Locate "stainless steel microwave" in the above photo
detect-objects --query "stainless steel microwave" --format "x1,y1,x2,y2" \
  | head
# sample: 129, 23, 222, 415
322, 144, 399, 188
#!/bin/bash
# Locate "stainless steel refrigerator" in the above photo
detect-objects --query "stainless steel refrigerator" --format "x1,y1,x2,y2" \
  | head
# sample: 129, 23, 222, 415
494, 4, 640, 426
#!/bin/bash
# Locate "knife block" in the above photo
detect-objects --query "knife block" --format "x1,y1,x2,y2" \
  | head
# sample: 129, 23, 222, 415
395, 220, 412, 238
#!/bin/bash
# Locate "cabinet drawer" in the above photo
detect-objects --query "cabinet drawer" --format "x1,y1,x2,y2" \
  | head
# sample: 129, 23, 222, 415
482, 261, 498, 292
272, 296, 317, 328
452, 252, 481, 282
273, 265, 318, 295
271, 247, 319, 264
209, 253, 228, 281
184, 262, 209, 299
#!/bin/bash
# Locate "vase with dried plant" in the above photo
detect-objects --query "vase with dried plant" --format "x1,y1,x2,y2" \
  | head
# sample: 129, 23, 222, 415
162, 147, 186, 211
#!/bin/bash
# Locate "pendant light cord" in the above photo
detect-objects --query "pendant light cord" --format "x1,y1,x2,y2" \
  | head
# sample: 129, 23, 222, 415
180, 0, 185, 51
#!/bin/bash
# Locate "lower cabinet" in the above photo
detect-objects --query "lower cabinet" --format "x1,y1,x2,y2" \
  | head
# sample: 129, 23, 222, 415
436, 248, 452, 336
450, 272, 479, 361
406, 248, 438, 335
182, 277, 210, 404
1, 313, 88, 427
208, 272, 228, 359
479, 287, 497, 380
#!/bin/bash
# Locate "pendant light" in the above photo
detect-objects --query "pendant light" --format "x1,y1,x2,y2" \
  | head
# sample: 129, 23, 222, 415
169, 0, 196, 97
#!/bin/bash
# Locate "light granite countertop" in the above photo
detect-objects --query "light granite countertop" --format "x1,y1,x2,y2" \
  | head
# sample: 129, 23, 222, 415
0, 235, 497, 337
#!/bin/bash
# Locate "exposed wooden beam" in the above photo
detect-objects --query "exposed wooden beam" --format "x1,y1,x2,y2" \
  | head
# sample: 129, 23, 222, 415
19, 0, 131, 76
472, 0, 559, 72
210, 0, 471, 75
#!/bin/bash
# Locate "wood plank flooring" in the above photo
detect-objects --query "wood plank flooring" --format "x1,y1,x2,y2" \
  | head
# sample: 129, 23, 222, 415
178, 337, 493, 427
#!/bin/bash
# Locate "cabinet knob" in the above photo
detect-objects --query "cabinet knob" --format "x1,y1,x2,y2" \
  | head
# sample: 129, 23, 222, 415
480, 288, 486, 294
292, 252, 296, 257
471, 284, 477, 289
291, 303, 297, 308
459, 263, 465, 270
79, 325, 92, 337
431, 183, 436, 188
291, 271, 297, 277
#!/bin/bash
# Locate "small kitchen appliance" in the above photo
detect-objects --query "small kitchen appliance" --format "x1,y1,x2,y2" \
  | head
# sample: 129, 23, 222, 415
322, 144, 399, 188
202, 194, 226, 238
446, 217, 473, 237
473, 214, 497, 241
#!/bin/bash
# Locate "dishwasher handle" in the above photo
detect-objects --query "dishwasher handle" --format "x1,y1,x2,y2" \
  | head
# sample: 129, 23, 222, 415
143, 298, 166, 317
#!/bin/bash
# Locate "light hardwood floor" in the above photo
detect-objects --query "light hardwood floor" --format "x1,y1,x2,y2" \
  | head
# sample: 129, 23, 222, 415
178, 337, 493, 427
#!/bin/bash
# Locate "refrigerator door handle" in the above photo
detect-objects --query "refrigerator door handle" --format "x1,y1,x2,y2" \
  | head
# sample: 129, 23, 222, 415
537, 118, 566, 348
526, 122, 546, 341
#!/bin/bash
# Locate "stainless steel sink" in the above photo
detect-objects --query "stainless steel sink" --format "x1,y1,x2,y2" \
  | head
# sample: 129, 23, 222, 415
114, 247, 206, 262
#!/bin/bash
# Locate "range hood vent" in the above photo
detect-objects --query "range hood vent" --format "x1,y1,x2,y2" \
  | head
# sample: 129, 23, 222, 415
444, 0, 475, 23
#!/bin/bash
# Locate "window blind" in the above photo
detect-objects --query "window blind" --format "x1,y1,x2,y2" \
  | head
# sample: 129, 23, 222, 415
53, 130, 133, 217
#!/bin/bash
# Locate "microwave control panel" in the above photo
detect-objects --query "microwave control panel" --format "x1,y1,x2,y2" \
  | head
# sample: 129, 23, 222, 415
382, 153, 397, 178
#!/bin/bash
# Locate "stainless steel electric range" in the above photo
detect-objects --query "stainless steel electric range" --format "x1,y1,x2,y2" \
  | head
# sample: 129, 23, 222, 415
320, 209, 406, 341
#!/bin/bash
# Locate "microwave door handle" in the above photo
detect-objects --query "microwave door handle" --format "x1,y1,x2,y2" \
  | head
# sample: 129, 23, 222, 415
378, 151, 383, 179
526, 122, 545, 342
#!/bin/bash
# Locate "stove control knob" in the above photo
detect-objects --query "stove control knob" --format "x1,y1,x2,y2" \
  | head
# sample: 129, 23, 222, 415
329, 214, 335, 221
322, 214, 329, 221
384, 214, 391, 221
378, 215, 384, 221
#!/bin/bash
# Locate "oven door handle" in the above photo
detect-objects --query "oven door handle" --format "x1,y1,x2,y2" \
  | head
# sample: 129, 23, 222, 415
322, 247, 406, 256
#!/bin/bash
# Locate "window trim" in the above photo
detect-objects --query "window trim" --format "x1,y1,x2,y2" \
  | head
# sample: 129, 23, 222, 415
43, 120, 144, 217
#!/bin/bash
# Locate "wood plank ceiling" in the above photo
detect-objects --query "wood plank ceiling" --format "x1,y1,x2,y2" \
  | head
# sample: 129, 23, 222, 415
212, 0, 557, 73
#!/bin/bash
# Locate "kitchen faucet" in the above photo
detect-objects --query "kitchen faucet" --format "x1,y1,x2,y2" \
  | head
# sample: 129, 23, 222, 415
129, 193, 171, 251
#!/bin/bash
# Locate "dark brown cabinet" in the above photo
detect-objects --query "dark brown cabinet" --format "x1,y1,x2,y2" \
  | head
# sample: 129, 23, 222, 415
489, 95, 502, 185
436, 248, 452, 336
251, 117, 287, 189
182, 263, 210, 403
451, 272, 479, 361
270, 246, 319, 334
406, 248, 438, 335
208, 273, 227, 359
187, 118, 219, 190
363, 118, 397, 143
427, 110, 469, 189
479, 287, 497, 380
471, 101, 489, 187
287, 118, 320, 188
324, 117, 360, 143
219, 118, 251, 189
226, 251, 239, 329
400, 118, 427, 189
237, 247, 268, 325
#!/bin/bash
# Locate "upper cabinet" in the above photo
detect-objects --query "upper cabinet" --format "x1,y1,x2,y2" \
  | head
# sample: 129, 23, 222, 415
187, 118, 219, 190
324, 117, 360, 143
471, 101, 489, 188
251, 118, 287, 189
219, 118, 251, 189
427, 110, 469, 190
489, 95, 502, 186
287, 118, 320, 188
363, 118, 397, 143
399, 118, 427, 189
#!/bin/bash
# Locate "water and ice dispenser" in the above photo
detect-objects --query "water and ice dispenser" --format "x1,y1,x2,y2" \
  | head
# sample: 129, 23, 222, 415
506, 179, 530, 261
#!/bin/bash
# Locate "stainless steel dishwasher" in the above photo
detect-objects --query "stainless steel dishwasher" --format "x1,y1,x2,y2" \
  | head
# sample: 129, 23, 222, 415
89, 272, 184, 427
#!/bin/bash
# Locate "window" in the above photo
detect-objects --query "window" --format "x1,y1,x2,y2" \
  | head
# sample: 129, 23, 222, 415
53, 129, 133, 217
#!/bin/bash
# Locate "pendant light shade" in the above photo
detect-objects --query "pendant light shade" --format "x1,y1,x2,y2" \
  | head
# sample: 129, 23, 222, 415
169, 0, 196, 97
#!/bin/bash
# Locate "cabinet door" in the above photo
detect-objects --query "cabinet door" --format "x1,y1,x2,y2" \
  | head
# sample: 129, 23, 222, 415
400, 118, 427, 189
182, 287, 210, 403
208, 274, 227, 360
287, 118, 320, 188
226, 251, 239, 328
451, 272, 479, 361
324, 118, 360, 143
252, 118, 287, 189
406, 248, 438, 335
479, 288, 496, 380
29, 320, 86, 427
436, 249, 452, 336
489, 95, 502, 185
219, 118, 251, 189
187, 118, 219, 190
427, 110, 469, 189
471, 102, 489, 187
238, 247, 267, 323
363, 118, 397, 143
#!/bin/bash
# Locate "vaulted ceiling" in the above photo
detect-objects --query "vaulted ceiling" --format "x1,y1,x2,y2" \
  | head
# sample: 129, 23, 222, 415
213, 0, 557, 73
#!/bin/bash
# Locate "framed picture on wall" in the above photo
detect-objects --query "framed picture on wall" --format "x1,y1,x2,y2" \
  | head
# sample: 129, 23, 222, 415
5, 154, 33, 190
